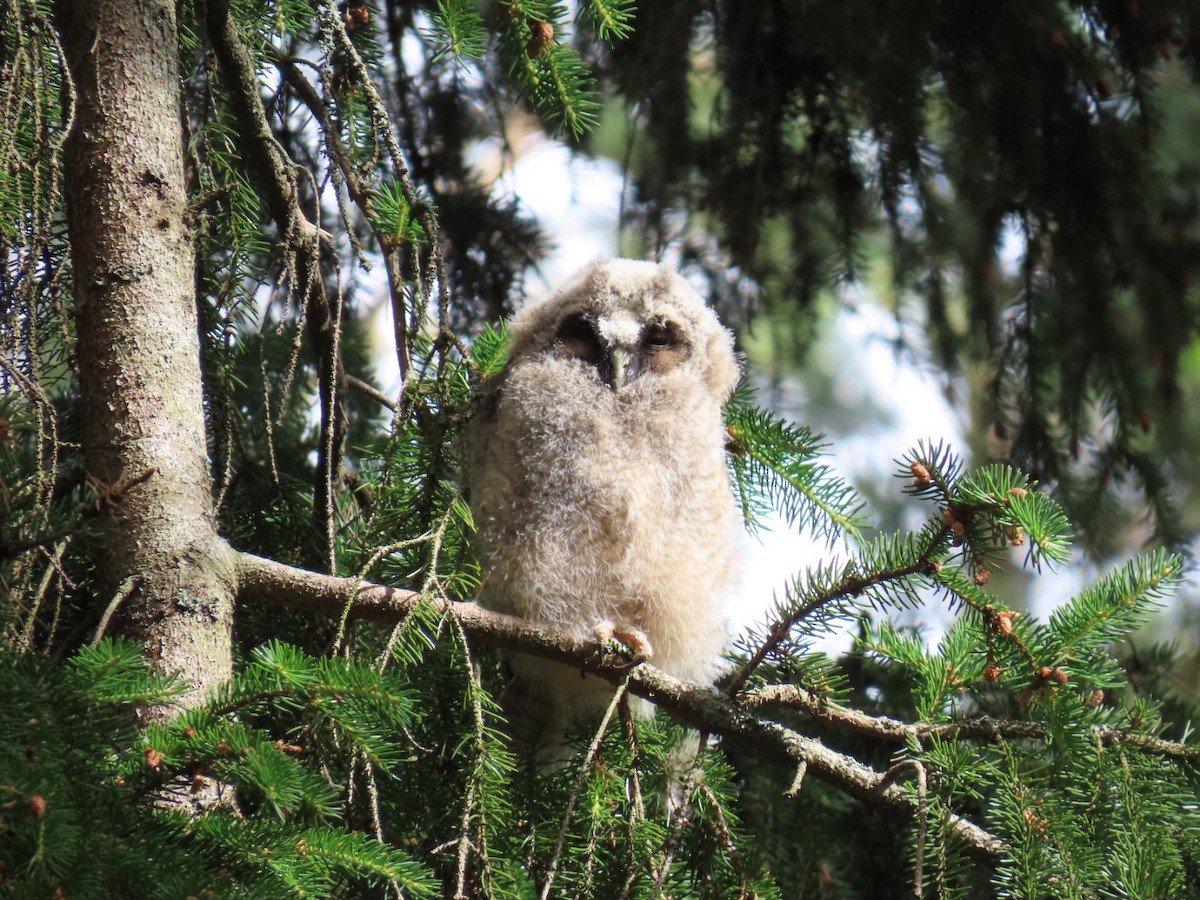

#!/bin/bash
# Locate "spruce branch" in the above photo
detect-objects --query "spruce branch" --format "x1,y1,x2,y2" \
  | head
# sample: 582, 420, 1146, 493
426, 0, 486, 62
231, 535, 1200, 873
1047, 548, 1181, 660
233, 550, 1006, 864
725, 444, 1060, 701
578, 0, 636, 41
737, 684, 1200, 761
725, 404, 867, 540
497, 0, 602, 137
725, 523, 950, 696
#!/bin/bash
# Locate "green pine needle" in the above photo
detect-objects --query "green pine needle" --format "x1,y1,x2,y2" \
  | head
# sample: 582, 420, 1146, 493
726, 404, 868, 542
371, 180, 428, 247
579, 0, 636, 41
427, 0, 486, 61
471, 320, 512, 377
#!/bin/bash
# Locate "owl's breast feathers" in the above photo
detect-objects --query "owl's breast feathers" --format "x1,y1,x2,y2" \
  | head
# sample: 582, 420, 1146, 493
468, 355, 736, 681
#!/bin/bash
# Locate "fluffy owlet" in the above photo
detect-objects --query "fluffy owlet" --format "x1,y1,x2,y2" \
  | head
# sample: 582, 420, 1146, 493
464, 258, 742, 754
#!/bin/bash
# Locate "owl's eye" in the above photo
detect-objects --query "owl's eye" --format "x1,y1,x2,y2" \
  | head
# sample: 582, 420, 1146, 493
554, 313, 604, 364
642, 321, 678, 349
556, 313, 598, 346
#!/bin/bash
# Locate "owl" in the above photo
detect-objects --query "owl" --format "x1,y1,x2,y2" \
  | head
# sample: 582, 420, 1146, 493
464, 258, 742, 755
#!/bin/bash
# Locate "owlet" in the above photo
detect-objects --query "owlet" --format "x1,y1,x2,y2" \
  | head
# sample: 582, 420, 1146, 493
464, 258, 742, 755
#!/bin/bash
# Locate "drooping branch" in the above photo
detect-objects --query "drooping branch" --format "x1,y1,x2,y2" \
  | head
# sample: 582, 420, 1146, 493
270, 49, 419, 391
205, 0, 346, 572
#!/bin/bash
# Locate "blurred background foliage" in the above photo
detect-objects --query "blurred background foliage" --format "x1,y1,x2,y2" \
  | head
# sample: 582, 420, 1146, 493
585, 2, 1200, 552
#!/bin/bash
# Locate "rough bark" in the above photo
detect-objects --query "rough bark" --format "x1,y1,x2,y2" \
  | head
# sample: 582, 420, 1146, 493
58, 0, 235, 706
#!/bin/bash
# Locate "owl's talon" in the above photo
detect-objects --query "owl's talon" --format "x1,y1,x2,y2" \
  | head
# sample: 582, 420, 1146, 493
595, 620, 654, 662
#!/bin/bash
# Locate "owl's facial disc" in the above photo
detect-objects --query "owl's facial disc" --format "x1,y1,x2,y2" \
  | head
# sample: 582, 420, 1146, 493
553, 310, 690, 390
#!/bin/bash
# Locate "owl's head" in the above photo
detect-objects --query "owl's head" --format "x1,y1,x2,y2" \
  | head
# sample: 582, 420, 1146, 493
507, 258, 740, 399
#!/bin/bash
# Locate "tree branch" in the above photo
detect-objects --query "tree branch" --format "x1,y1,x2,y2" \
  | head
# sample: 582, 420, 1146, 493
724, 532, 946, 695
738, 683, 1200, 761
347, 374, 397, 411
233, 550, 1004, 864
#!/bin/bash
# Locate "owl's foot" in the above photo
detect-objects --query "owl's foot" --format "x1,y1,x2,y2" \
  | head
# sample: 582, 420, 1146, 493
594, 620, 654, 663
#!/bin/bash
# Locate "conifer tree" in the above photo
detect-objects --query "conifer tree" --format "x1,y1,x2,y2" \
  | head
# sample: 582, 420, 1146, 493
1, 2, 1198, 898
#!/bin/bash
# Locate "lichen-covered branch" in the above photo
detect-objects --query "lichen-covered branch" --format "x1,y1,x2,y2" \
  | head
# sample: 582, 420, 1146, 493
205, 0, 346, 572
739, 684, 1200, 761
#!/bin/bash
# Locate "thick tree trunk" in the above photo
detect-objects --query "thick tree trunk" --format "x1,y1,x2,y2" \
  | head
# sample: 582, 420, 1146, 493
58, 0, 235, 706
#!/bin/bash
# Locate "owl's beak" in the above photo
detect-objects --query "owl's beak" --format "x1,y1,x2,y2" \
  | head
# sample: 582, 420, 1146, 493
595, 313, 641, 390
607, 346, 633, 391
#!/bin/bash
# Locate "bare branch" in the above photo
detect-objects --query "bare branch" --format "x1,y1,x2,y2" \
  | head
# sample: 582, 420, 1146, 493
348, 374, 397, 411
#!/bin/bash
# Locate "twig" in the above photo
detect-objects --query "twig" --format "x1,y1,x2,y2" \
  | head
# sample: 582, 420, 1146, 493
538, 678, 630, 900
784, 759, 808, 798
878, 759, 929, 899
447, 611, 497, 899
90, 574, 143, 647
348, 374, 397, 411
615, 700, 646, 900
315, 0, 447, 386
697, 781, 751, 897
271, 49, 419, 387
453, 782, 477, 900
17, 540, 70, 651
373, 504, 457, 667
650, 736, 709, 896
326, 533, 432, 657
